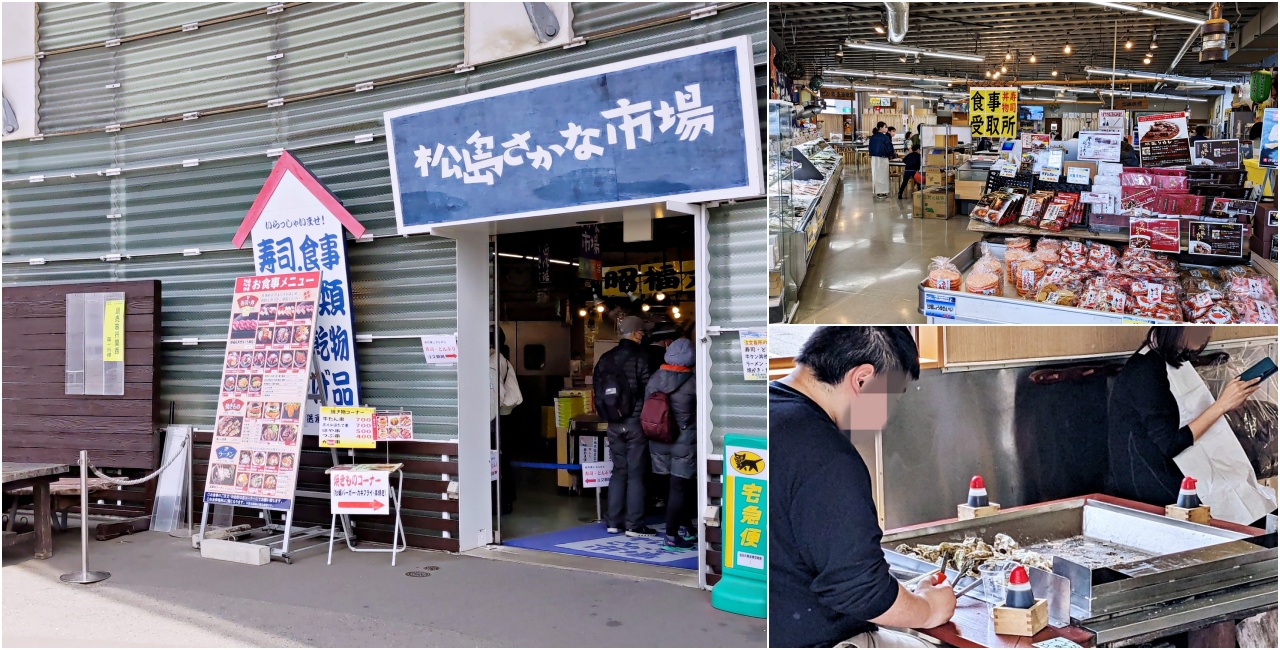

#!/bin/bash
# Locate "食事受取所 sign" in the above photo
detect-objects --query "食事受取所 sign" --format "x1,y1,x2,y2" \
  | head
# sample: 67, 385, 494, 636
384, 37, 761, 234
968, 87, 1018, 139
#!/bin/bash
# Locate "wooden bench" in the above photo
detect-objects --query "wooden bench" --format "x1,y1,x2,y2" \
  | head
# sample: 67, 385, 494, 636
7, 477, 114, 531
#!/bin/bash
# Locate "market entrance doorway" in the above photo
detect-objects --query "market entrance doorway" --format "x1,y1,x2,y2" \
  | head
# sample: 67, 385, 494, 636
489, 217, 699, 572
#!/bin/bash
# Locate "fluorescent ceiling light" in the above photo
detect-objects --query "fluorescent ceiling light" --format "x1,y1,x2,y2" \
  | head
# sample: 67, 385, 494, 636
1098, 89, 1209, 102
1084, 67, 1236, 87
823, 70, 970, 85
1140, 7, 1205, 25
851, 85, 890, 91
1022, 85, 1093, 93
844, 40, 985, 63
822, 69, 877, 78
1084, 1, 1140, 11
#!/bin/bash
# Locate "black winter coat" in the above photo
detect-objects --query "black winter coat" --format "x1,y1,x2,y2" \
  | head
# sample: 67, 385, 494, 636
593, 338, 651, 422
645, 368, 697, 478
1106, 350, 1195, 508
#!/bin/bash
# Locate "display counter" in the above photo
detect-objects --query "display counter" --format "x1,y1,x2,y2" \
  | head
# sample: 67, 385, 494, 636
769, 128, 844, 323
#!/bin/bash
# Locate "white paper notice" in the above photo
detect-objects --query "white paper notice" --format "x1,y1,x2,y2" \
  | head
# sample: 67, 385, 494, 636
1066, 167, 1091, 185
739, 330, 768, 381
421, 335, 459, 365
582, 460, 613, 488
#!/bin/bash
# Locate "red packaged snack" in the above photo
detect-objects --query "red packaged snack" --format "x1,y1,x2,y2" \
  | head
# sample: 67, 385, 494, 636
1005, 249, 1030, 280
1035, 238, 1064, 254
1193, 302, 1239, 324
1232, 297, 1278, 324
1226, 275, 1277, 304
1005, 236, 1033, 252
1019, 192, 1055, 227
1014, 257, 1046, 297
1040, 202, 1070, 232
1085, 243, 1119, 271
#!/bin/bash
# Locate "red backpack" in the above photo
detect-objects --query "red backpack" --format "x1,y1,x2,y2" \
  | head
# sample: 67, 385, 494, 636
640, 375, 690, 443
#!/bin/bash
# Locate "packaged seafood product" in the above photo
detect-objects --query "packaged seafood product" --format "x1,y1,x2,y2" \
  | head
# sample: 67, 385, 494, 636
1014, 257, 1046, 297
1005, 249, 1030, 280
1035, 284, 1077, 306
1035, 238, 1064, 254
1032, 248, 1060, 266
964, 270, 1002, 296
1005, 236, 1033, 251
972, 244, 1005, 284
1018, 192, 1053, 227
1085, 242, 1119, 271
925, 256, 963, 291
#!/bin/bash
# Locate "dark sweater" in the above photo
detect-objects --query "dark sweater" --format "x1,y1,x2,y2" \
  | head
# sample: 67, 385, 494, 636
769, 382, 899, 648
1106, 351, 1196, 507
902, 151, 922, 172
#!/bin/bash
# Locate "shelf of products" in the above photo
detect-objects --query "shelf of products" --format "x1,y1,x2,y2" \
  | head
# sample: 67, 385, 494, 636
918, 237, 1277, 324
769, 98, 844, 323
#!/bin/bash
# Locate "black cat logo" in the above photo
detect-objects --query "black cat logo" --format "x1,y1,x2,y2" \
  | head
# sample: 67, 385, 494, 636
732, 451, 764, 475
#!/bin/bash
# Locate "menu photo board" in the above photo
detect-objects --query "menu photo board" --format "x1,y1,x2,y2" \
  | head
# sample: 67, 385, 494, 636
1129, 218, 1181, 253
374, 409, 414, 441
1188, 221, 1245, 258
1208, 198, 1258, 223
1137, 112, 1191, 167
319, 406, 377, 449
204, 272, 322, 511
1193, 139, 1242, 168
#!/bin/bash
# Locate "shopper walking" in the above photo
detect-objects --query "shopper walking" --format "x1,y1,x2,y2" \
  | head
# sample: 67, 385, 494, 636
490, 328, 522, 516
641, 338, 698, 551
868, 122, 893, 198
897, 144, 922, 200
593, 316, 655, 537
1107, 326, 1275, 525
771, 327, 953, 648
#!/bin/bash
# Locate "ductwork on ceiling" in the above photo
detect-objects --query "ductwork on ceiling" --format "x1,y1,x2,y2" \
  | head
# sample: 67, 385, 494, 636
883, 2, 909, 44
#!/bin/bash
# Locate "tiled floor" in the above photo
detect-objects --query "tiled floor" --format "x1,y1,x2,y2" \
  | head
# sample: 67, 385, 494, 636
793, 169, 982, 324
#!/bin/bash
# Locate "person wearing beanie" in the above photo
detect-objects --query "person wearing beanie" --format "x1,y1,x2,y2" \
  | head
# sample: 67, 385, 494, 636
643, 338, 698, 551
645, 320, 683, 374
592, 315, 655, 537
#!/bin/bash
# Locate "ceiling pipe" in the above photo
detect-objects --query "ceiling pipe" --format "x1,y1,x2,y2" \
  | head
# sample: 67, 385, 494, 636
883, 2, 909, 44
1154, 21, 1203, 90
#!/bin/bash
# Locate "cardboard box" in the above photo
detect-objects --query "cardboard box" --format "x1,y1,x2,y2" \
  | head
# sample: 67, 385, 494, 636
933, 134, 959, 147
925, 149, 950, 168
913, 188, 925, 215
924, 169, 955, 187
769, 271, 784, 297
921, 189, 954, 219
955, 180, 986, 201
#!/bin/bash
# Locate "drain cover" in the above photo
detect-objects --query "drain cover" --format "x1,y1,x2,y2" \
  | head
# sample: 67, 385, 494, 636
405, 571, 432, 578
424, 566, 440, 571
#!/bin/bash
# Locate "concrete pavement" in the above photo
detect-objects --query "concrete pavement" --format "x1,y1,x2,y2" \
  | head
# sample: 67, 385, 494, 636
3, 529, 765, 647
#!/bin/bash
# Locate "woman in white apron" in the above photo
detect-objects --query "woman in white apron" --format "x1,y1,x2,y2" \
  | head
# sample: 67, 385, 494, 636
868, 122, 893, 197
1106, 327, 1274, 525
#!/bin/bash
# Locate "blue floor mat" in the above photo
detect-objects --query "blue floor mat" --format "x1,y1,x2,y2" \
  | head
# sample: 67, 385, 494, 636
503, 522, 698, 570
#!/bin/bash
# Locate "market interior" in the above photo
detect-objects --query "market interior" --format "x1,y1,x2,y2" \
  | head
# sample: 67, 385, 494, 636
767, 1, 1277, 324
490, 218, 697, 570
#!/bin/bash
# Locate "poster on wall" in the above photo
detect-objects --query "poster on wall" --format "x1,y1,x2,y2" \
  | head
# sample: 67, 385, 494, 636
1098, 109, 1126, 132
1078, 131, 1123, 162
1261, 108, 1277, 168
1193, 139, 1241, 168
969, 87, 1018, 138
1136, 112, 1192, 167
204, 272, 321, 511
385, 37, 762, 233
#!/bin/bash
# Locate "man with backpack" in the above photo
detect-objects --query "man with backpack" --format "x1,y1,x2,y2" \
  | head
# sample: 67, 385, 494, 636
593, 316, 655, 537
641, 338, 698, 551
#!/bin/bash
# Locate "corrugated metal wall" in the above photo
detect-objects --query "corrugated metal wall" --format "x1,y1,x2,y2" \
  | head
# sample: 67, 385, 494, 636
5, 2, 767, 557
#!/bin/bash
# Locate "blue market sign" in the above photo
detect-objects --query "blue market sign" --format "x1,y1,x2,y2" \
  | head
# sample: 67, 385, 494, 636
384, 37, 762, 234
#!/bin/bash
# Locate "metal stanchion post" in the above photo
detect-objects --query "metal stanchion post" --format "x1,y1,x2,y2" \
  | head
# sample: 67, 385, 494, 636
60, 450, 111, 584
595, 486, 602, 523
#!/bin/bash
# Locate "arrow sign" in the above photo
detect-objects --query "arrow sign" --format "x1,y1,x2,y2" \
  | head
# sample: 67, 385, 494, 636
329, 468, 391, 515
337, 499, 385, 510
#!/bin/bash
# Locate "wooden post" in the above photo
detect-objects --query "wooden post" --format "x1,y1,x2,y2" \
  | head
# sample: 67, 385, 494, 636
33, 480, 52, 559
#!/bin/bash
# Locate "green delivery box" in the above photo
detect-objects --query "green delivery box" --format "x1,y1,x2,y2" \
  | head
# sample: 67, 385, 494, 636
711, 433, 767, 619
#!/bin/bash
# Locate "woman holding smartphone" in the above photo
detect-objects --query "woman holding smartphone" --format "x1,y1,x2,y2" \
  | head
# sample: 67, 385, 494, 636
1107, 326, 1274, 524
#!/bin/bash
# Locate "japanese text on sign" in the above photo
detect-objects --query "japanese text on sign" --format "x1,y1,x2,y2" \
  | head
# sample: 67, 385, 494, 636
328, 467, 391, 515
969, 87, 1018, 138
723, 441, 768, 575
420, 335, 459, 365
582, 461, 613, 489
601, 260, 696, 297
103, 299, 124, 362
739, 330, 767, 381
319, 406, 377, 449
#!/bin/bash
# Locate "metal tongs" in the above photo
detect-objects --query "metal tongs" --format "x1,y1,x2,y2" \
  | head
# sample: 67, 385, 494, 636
902, 556, 983, 600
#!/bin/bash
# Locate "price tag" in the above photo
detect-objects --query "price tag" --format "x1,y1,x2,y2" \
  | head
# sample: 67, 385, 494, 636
1065, 167, 1090, 185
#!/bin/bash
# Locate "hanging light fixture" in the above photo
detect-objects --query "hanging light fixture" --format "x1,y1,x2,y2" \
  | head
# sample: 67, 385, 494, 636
1005, 51, 1013, 61
985, 70, 992, 78
1149, 32, 1159, 49
595, 304, 605, 313
899, 54, 908, 63
992, 70, 1001, 79
1142, 54, 1152, 65
873, 22, 886, 35
1000, 64, 1008, 73
1124, 37, 1133, 49
578, 308, 588, 317
1051, 69, 1059, 77
1029, 53, 1037, 63
655, 291, 666, 302
641, 303, 650, 312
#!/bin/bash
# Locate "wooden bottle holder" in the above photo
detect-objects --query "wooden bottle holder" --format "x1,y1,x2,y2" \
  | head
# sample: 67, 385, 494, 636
1165, 504, 1211, 524
957, 503, 1001, 520
992, 598, 1048, 637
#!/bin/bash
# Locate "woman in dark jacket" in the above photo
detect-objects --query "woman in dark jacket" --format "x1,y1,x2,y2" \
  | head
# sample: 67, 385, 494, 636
1106, 327, 1261, 508
1119, 139, 1141, 167
644, 338, 698, 551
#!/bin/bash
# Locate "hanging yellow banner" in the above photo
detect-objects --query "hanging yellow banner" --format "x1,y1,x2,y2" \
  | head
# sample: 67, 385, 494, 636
969, 87, 1018, 138
103, 299, 125, 362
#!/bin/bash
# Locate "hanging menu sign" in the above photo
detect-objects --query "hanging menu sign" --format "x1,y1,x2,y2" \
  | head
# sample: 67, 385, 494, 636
204, 271, 321, 511
1188, 222, 1245, 258
1137, 112, 1191, 167
1098, 109, 1125, 132
969, 87, 1018, 138
1192, 139, 1241, 168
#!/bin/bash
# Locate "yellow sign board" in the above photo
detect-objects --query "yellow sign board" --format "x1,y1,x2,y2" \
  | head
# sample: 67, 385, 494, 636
103, 299, 125, 362
968, 87, 1018, 138
319, 406, 377, 448
601, 260, 695, 297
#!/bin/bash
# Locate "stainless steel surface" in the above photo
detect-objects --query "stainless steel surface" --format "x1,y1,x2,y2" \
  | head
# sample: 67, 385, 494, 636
883, 498, 1276, 633
503, 321, 572, 377
60, 451, 111, 585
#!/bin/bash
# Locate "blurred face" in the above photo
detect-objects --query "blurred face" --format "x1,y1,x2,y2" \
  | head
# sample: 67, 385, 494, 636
1182, 327, 1213, 351
837, 364, 911, 432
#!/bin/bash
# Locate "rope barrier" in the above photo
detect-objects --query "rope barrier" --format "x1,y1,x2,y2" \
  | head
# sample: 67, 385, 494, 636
509, 461, 583, 471
88, 433, 189, 486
